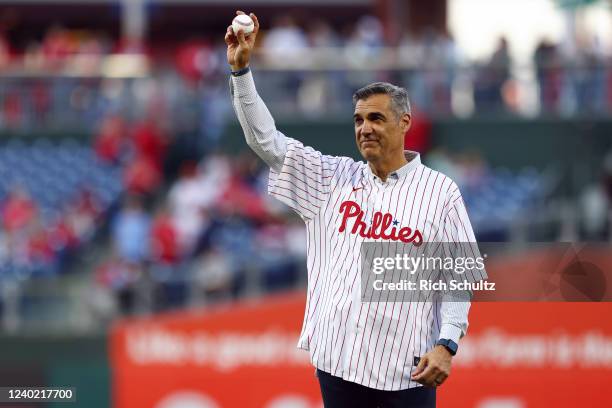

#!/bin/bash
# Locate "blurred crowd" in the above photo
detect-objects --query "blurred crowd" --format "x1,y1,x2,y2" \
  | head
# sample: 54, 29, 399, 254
94, 158, 307, 316
1, 14, 612, 133
0, 136, 119, 283
0, 185, 101, 279
253, 16, 612, 116
88, 113, 307, 316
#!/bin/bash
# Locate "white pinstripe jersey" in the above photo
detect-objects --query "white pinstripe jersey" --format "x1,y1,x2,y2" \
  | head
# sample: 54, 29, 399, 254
231, 71, 478, 391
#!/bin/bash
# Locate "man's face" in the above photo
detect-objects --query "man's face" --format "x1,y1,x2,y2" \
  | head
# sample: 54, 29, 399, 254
353, 94, 411, 163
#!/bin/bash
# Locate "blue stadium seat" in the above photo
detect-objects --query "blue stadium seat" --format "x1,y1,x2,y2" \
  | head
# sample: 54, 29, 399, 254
0, 141, 126, 280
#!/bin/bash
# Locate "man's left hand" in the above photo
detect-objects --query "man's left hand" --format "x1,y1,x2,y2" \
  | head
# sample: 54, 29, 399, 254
410, 345, 453, 387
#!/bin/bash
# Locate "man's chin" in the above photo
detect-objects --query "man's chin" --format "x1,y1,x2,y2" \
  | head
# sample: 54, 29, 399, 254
359, 149, 380, 162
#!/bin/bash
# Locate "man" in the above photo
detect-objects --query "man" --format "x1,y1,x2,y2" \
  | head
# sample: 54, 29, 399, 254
226, 11, 481, 407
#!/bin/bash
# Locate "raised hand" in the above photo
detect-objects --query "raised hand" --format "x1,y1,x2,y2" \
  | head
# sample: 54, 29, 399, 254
224, 11, 260, 71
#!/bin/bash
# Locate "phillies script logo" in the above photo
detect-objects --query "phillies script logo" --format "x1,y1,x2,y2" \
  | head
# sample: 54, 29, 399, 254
338, 200, 423, 245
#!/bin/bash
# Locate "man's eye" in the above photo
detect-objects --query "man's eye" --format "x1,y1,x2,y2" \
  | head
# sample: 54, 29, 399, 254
355, 119, 363, 125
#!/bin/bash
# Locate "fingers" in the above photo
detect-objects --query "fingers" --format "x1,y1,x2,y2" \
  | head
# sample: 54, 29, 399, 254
411, 356, 427, 377
236, 10, 245, 15
413, 367, 438, 387
411, 364, 433, 382
434, 373, 447, 386
251, 13, 260, 34
236, 29, 248, 47
412, 362, 449, 387
411, 356, 438, 387
224, 26, 236, 45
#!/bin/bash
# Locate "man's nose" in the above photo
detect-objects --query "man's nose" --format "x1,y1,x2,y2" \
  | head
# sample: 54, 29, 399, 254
361, 121, 373, 135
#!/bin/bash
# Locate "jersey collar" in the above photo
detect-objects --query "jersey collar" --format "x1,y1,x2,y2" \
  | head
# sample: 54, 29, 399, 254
365, 150, 421, 181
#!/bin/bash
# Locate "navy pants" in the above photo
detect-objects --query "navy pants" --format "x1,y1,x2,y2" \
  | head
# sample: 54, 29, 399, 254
317, 369, 436, 408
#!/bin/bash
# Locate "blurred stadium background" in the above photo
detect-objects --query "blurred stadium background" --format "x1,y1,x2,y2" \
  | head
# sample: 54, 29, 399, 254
0, 0, 611, 407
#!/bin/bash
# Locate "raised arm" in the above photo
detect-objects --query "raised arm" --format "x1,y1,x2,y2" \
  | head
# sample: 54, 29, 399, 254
225, 11, 287, 172
225, 11, 348, 222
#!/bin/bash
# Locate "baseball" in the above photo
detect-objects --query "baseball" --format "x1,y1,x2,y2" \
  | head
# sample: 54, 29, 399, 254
232, 14, 254, 36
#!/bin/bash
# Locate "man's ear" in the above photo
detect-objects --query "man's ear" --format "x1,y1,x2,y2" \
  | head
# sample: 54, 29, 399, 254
400, 113, 412, 132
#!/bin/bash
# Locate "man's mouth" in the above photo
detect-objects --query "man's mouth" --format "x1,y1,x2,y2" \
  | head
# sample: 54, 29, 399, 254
361, 140, 379, 147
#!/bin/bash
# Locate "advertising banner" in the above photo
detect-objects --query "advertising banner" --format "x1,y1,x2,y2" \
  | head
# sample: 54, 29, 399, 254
111, 295, 612, 407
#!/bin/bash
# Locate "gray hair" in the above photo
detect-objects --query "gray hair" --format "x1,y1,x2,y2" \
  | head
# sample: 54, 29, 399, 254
352, 82, 411, 119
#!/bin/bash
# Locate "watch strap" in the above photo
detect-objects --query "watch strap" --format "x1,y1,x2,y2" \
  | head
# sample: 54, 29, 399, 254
231, 66, 251, 77
436, 338, 458, 356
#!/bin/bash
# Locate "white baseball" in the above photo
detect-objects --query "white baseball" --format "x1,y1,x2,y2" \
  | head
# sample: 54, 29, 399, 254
232, 15, 254, 36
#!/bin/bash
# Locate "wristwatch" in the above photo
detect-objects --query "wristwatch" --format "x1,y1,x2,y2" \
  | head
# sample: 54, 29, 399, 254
436, 338, 458, 356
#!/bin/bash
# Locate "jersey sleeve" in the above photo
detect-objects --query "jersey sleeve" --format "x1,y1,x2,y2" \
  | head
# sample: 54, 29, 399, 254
268, 137, 342, 222
230, 71, 287, 172
442, 188, 487, 281
438, 183, 487, 343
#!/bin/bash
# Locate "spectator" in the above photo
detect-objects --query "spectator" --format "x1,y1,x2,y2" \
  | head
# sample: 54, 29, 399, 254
66, 188, 101, 242
48, 213, 79, 255
254, 222, 300, 291
94, 253, 141, 314
191, 247, 235, 303
112, 196, 151, 263
295, 20, 342, 117
219, 153, 269, 222
1, 187, 37, 233
474, 37, 511, 113
307, 19, 340, 48
1, 91, 22, 129
343, 16, 384, 91
262, 15, 308, 65
404, 108, 432, 154
94, 115, 127, 165
175, 40, 212, 83
489, 37, 511, 87
41, 25, 74, 67
580, 183, 608, 240
123, 154, 162, 196
130, 118, 167, 171
344, 15, 384, 66
26, 218, 55, 274
169, 163, 214, 254
572, 34, 607, 113
150, 206, 179, 265
348, 15, 384, 50
534, 39, 563, 113
580, 149, 612, 239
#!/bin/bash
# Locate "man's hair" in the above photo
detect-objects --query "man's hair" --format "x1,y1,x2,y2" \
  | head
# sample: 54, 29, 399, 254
352, 82, 411, 119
